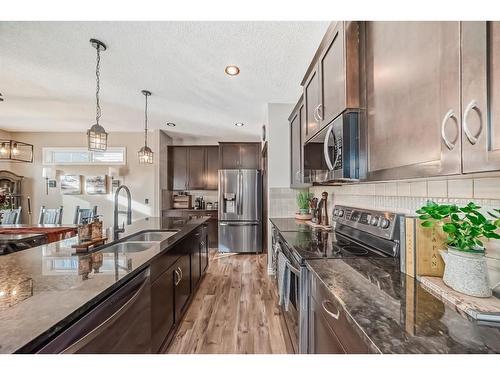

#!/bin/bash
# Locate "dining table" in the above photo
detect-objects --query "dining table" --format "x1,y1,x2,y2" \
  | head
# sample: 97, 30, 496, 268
0, 225, 77, 255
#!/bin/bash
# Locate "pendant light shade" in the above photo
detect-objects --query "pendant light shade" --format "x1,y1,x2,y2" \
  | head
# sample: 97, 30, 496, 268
138, 90, 153, 164
87, 38, 108, 151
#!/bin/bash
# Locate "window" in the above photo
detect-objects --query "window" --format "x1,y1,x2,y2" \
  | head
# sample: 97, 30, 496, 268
42, 147, 126, 165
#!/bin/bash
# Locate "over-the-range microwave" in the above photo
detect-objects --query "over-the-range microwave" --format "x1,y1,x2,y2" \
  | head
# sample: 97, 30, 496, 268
303, 111, 360, 183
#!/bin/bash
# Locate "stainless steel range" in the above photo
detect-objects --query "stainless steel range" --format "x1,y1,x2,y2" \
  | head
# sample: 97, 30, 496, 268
273, 205, 403, 353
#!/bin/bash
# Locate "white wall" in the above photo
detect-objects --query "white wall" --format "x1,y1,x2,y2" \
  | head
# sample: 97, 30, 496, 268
267, 103, 293, 188
6, 131, 160, 228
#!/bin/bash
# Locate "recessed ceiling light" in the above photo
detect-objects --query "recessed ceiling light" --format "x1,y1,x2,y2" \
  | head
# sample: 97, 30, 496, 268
225, 65, 240, 76
166, 122, 176, 127
235, 122, 244, 127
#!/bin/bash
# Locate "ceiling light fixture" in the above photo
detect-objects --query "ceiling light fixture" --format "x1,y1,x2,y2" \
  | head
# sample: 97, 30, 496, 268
166, 122, 176, 127
138, 90, 153, 164
87, 38, 108, 152
224, 65, 240, 76
235, 122, 244, 127
0, 140, 33, 163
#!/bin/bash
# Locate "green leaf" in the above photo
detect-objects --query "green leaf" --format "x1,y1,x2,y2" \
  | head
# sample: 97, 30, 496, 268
475, 239, 484, 247
418, 214, 431, 220
483, 223, 497, 231
442, 223, 457, 233
415, 209, 426, 215
420, 221, 434, 228
484, 232, 500, 239
488, 211, 500, 219
466, 214, 479, 225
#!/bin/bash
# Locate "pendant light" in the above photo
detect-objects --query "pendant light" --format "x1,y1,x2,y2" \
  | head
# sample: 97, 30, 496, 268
138, 90, 153, 164
87, 39, 108, 151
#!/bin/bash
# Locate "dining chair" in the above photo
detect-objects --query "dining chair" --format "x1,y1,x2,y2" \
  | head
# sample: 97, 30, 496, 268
73, 205, 98, 224
38, 206, 63, 225
0, 207, 22, 224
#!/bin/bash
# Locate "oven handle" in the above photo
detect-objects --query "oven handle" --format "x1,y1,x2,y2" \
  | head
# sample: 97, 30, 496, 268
287, 262, 301, 276
321, 300, 340, 320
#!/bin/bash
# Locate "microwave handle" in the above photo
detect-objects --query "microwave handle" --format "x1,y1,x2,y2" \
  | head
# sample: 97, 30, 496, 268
323, 124, 335, 171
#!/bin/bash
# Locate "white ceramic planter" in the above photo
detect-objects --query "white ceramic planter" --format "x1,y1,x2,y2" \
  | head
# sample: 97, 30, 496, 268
439, 247, 492, 298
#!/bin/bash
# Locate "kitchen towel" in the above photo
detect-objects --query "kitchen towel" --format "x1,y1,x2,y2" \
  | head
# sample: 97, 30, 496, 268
277, 249, 291, 311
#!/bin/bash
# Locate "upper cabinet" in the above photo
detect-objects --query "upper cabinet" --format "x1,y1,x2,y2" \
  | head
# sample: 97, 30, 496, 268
365, 22, 462, 180
219, 142, 261, 170
365, 21, 500, 180
168, 146, 219, 190
461, 22, 500, 173
289, 96, 310, 188
302, 22, 361, 142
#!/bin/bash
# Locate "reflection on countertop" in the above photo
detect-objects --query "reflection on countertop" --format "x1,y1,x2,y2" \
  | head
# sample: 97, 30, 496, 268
306, 258, 500, 353
0, 216, 208, 354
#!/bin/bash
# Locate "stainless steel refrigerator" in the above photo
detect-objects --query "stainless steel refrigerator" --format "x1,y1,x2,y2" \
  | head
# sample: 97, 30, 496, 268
218, 169, 262, 253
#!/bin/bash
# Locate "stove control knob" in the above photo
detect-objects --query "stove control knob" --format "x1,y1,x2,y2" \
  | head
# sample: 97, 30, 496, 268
380, 218, 391, 229
370, 216, 379, 226
338, 209, 344, 217
333, 209, 339, 216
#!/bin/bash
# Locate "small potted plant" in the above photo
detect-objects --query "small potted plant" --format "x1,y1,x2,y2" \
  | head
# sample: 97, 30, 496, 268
417, 201, 500, 297
296, 191, 314, 220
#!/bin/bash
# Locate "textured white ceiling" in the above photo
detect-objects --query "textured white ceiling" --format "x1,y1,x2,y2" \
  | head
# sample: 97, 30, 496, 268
0, 21, 329, 141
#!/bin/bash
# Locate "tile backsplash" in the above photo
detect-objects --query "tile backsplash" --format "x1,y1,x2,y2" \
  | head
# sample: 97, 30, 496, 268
269, 187, 307, 217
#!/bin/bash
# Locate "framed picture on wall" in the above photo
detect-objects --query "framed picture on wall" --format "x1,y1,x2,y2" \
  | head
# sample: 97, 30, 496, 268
60, 175, 82, 195
85, 175, 107, 194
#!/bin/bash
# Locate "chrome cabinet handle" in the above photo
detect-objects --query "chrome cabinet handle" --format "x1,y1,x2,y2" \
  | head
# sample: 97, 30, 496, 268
313, 105, 319, 122
323, 124, 335, 170
321, 300, 340, 320
317, 103, 323, 121
174, 269, 181, 286
463, 100, 482, 145
178, 266, 183, 281
440, 109, 459, 151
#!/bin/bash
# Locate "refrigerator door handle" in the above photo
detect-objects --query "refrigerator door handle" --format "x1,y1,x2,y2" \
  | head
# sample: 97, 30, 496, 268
238, 169, 243, 215
219, 222, 259, 226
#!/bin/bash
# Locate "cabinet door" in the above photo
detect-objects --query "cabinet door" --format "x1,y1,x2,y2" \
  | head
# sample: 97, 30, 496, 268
309, 296, 346, 354
205, 146, 219, 190
201, 225, 209, 273
365, 22, 461, 180
318, 22, 346, 126
171, 147, 188, 190
290, 103, 302, 187
187, 147, 206, 189
190, 231, 201, 288
304, 68, 321, 141
151, 268, 175, 353
207, 217, 218, 248
220, 143, 241, 169
239, 143, 260, 169
174, 254, 191, 322
461, 21, 500, 173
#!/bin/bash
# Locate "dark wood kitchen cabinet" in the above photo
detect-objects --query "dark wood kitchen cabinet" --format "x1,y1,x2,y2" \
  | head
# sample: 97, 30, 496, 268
168, 146, 219, 190
289, 96, 309, 188
205, 146, 219, 190
308, 271, 370, 354
187, 147, 206, 190
174, 253, 191, 321
151, 266, 175, 353
170, 147, 189, 190
302, 21, 361, 142
219, 142, 261, 169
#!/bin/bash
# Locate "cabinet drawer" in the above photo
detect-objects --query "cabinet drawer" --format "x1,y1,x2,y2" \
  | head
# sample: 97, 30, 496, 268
151, 252, 180, 282
310, 274, 371, 353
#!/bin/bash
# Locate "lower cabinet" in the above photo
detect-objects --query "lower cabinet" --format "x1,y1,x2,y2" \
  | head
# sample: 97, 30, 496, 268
150, 225, 209, 353
151, 268, 175, 353
308, 272, 371, 354
174, 254, 191, 321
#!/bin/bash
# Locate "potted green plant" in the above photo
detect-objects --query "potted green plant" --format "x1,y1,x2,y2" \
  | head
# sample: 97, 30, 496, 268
296, 191, 314, 218
417, 201, 500, 297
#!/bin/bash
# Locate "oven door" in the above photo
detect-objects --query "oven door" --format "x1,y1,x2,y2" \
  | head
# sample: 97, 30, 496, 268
278, 239, 301, 354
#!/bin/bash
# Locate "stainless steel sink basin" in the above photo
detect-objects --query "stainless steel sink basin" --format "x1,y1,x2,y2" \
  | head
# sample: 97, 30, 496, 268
105, 241, 157, 253
126, 231, 178, 242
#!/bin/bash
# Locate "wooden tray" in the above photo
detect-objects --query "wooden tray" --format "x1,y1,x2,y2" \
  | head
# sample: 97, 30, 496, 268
305, 221, 332, 230
71, 237, 108, 252
419, 276, 500, 321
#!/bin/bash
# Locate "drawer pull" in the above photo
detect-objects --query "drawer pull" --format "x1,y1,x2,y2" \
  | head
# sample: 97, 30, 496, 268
322, 300, 340, 320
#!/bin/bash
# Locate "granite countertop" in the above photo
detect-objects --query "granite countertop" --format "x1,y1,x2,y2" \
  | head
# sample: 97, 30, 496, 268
306, 258, 500, 353
0, 216, 208, 354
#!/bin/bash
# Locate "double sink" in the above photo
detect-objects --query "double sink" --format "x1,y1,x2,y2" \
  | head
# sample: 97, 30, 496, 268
103, 231, 179, 253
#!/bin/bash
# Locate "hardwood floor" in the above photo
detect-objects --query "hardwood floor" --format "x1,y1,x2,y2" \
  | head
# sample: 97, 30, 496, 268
166, 251, 293, 354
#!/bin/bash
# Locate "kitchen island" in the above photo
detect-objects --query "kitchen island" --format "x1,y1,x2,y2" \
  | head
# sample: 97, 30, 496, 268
0, 216, 209, 353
